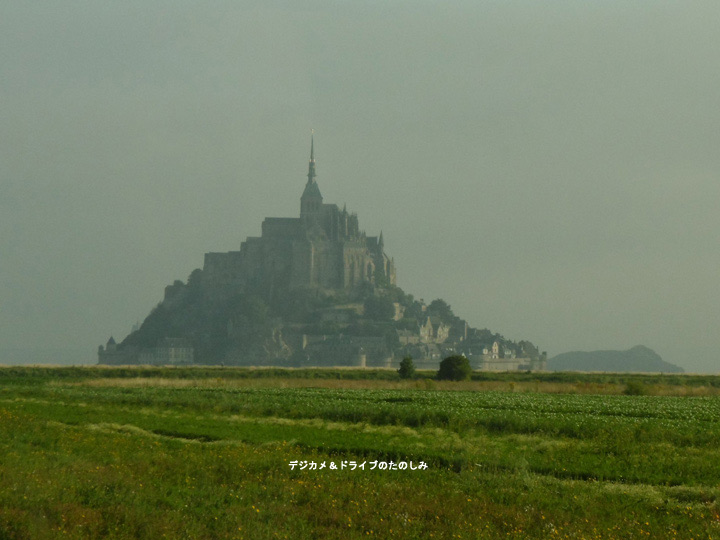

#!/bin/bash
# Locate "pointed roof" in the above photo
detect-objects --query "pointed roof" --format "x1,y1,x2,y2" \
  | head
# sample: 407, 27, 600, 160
302, 131, 322, 199
307, 131, 316, 184
302, 180, 322, 199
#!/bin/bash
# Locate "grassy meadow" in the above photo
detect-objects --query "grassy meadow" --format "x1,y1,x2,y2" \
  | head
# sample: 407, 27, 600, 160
1, 366, 719, 539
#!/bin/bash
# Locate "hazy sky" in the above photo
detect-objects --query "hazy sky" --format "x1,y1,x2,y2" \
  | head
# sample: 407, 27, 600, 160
2, 1, 719, 372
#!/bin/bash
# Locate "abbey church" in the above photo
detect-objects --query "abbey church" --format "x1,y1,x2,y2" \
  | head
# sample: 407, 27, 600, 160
202, 136, 395, 300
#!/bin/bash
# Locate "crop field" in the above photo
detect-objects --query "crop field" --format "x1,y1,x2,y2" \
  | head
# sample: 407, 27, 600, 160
1, 367, 719, 539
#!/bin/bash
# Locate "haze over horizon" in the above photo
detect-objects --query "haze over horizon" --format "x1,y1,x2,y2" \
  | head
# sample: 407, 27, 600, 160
2, 2, 719, 372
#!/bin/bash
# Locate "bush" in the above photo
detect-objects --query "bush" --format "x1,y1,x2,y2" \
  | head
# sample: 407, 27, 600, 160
437, 355, 472, 381
398, 356, 416, 379
623, 381, 649, 396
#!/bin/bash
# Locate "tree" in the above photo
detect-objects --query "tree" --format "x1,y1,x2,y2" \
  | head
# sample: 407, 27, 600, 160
187, 268, 203, 289
437, 355, 472, 381
398, 356, 416, 379
428, 299, 453, 321
385, 328, 401, 351
186, 268, 203, 300
363, 295, 395, 321
227, 294, 269, 325
403, 300, 427, 321
242, 295, 270, 324
373, 267, 389, 288
518, 340, 539, 359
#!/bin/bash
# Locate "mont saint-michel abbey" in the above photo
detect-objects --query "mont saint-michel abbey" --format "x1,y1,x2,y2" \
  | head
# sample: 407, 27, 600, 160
203, 137, 395, 299
99, 138, 545, 371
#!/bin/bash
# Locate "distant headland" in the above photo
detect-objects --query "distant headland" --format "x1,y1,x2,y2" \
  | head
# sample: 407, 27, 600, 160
548, 345, 683, 373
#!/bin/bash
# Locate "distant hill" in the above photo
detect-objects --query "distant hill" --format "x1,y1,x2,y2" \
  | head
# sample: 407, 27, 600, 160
548, 345, 683, 373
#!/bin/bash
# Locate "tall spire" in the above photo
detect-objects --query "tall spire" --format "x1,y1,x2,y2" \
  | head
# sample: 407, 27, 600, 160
307, 130, 316, 184
301, 130, 323, 219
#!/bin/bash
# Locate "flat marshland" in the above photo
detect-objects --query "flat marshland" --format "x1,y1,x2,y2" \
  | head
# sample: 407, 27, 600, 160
1, 367, 719, 539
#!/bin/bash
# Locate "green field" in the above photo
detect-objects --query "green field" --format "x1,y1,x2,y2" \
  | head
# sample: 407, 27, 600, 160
1, 367, 719, 539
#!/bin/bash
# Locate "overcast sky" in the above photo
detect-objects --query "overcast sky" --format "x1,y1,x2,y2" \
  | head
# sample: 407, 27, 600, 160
1, 1, 719, 372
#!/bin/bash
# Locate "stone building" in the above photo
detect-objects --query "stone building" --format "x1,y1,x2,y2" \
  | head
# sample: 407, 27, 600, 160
97, 337, 127, 365
469, 354, 543, 372
98, 336, 194, 366
202, 136, 396, 300
419, 316, 450, 344
138, 338, 194, 366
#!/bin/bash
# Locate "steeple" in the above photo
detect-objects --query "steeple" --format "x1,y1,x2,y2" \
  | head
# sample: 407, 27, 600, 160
301, 131, 323, 221
379, 230, 384, 249
307, 131, 316, 184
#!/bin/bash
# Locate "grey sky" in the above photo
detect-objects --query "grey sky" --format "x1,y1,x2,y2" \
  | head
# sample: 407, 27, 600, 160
1, 1, 718, 371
